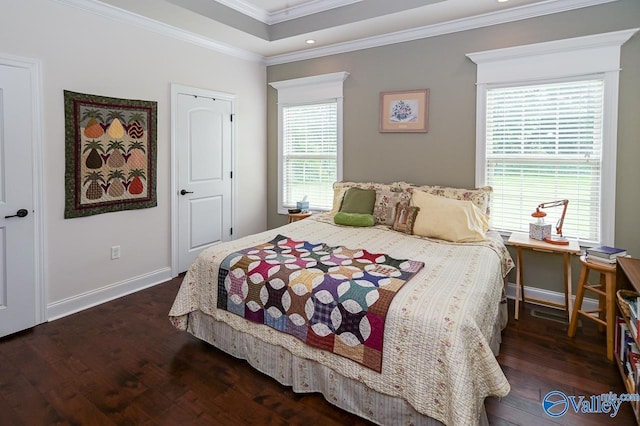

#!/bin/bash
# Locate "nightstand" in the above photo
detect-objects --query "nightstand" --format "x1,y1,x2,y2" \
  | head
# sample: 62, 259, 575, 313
287, 212, 312, 224
507, 232, 581, 320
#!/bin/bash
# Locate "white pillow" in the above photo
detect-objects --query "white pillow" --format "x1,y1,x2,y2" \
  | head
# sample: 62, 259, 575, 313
410, 191, 488, 242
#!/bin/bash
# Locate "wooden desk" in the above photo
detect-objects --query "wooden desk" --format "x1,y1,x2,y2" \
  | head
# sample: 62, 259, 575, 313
507, 232, 581, 320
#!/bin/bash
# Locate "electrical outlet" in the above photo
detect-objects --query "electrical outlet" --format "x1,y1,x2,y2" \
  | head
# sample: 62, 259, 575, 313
111, 245, 121, 260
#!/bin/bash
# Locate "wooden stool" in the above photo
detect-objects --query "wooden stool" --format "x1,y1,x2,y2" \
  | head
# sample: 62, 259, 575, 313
568, 255, 617, 360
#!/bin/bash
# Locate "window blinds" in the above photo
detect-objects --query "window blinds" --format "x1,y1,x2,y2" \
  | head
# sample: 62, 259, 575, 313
485, 79, 604, 243
282, 102, 338, 211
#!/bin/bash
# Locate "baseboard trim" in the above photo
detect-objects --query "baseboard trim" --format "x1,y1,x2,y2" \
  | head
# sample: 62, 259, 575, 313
47, 267, 173, 321
506, 282, 599, 312
45, 275, 597, 322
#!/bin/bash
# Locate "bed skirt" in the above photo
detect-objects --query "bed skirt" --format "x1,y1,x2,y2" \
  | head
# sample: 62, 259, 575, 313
184, 302, 507, 426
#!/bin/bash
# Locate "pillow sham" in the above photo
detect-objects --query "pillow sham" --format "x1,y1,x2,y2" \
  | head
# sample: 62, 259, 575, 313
333, 212, 375, 227
415, 184, 492, 218
392, 203, 420, 235
339, 188, 376, 214
411, 190, 488, 242
375, 183, 413, 226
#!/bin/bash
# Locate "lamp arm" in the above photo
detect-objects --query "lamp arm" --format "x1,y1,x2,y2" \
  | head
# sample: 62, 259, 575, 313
536, 200, 569, 237
555, 201, 568, 237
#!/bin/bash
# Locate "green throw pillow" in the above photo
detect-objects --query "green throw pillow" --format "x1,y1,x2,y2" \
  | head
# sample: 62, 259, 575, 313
333, 212, 375, 227
339, 188, 376, 214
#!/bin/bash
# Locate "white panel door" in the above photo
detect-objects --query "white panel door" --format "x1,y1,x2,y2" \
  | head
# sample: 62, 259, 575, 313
0, 63, 36, 337
177, 93, 233, 273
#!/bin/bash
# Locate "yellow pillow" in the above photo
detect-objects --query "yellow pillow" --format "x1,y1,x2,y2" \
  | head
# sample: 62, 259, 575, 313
410, 191, 488, 242
330, 187, 348, 215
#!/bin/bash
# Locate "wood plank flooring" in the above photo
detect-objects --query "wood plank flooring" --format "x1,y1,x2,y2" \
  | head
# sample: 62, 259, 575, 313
0, 276, 635, 425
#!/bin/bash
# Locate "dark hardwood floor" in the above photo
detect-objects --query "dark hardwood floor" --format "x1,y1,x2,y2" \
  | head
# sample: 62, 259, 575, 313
0, 276, 635, 425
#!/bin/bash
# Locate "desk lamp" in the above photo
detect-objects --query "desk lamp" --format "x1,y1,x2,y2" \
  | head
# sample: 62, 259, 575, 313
531, 200, 569, 245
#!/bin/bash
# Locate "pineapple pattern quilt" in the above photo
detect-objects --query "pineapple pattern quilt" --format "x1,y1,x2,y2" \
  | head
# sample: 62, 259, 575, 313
217, 234, 425, 372
64, 90, 157, 218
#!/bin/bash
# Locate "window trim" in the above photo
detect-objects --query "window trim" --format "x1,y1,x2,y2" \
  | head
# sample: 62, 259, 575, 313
270, 72, 349, 215
467, 29, 638, 246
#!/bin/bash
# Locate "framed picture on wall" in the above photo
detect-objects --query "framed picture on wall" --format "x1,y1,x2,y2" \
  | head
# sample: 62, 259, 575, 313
379, 89, 429, 133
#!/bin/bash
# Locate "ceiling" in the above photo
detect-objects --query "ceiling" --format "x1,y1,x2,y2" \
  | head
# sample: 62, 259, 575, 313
87, 0, 614, 62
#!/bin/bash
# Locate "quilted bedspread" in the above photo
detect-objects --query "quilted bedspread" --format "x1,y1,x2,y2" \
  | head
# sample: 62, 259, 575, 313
216, 234, 424, 372
169, 214, 514, 425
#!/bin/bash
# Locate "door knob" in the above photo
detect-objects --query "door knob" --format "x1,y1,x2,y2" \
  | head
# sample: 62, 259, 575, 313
4, 208, 29, 219
180, 189, 194, 195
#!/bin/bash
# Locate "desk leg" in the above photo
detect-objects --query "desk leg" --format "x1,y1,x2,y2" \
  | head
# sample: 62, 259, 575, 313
515, 247, 524, 320
564, 252, 572, 322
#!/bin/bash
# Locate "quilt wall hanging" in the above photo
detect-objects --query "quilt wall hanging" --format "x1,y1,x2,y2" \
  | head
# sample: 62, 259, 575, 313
217, 234, 425, 372
64, 90, 157, 218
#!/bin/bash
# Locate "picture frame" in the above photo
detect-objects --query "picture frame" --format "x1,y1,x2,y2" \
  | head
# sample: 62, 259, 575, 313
379, 89, 429, 133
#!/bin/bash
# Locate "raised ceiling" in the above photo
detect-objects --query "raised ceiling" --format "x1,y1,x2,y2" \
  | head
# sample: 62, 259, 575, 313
69, 0, 618, 62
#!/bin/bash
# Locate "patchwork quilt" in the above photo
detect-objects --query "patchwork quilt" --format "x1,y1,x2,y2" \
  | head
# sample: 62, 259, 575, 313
216, 234, 424, 371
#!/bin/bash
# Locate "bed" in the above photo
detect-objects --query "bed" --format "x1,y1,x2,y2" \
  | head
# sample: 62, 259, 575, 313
169, 182, 514, 426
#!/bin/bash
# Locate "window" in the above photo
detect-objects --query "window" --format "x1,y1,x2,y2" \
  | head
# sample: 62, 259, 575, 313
270, 72, 349, 214
282, 102, 337, 211
467, 29, 637, 245
484, 78, 604, 243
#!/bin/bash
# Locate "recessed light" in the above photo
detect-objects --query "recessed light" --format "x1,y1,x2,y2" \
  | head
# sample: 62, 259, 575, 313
306, 39, 316, 44
497, 0, 509, 2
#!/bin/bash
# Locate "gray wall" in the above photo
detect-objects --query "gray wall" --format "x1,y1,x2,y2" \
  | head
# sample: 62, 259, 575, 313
266, 0, 640, 294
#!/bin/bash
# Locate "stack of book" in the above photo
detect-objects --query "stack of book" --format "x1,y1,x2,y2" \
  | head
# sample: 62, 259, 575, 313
585, 245, 627, 265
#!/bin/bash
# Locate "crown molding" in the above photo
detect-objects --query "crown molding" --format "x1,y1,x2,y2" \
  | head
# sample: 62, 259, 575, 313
214, 0, 269, 22
53, 0, 264, 63
267, 0, 363, 25
215, 0, 363, 25
467, 27, 639, 64
51, 0, 623, 67
269, 71, 350, 90
265, 0, 621, 65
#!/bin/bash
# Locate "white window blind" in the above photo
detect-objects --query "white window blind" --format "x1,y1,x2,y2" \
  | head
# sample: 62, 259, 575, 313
485, 79, 604, 243
282, 102, 337, 211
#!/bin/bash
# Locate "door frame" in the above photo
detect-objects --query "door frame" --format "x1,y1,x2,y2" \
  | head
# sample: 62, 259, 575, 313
0, 53, 46, 325
170, 84, 236, 277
